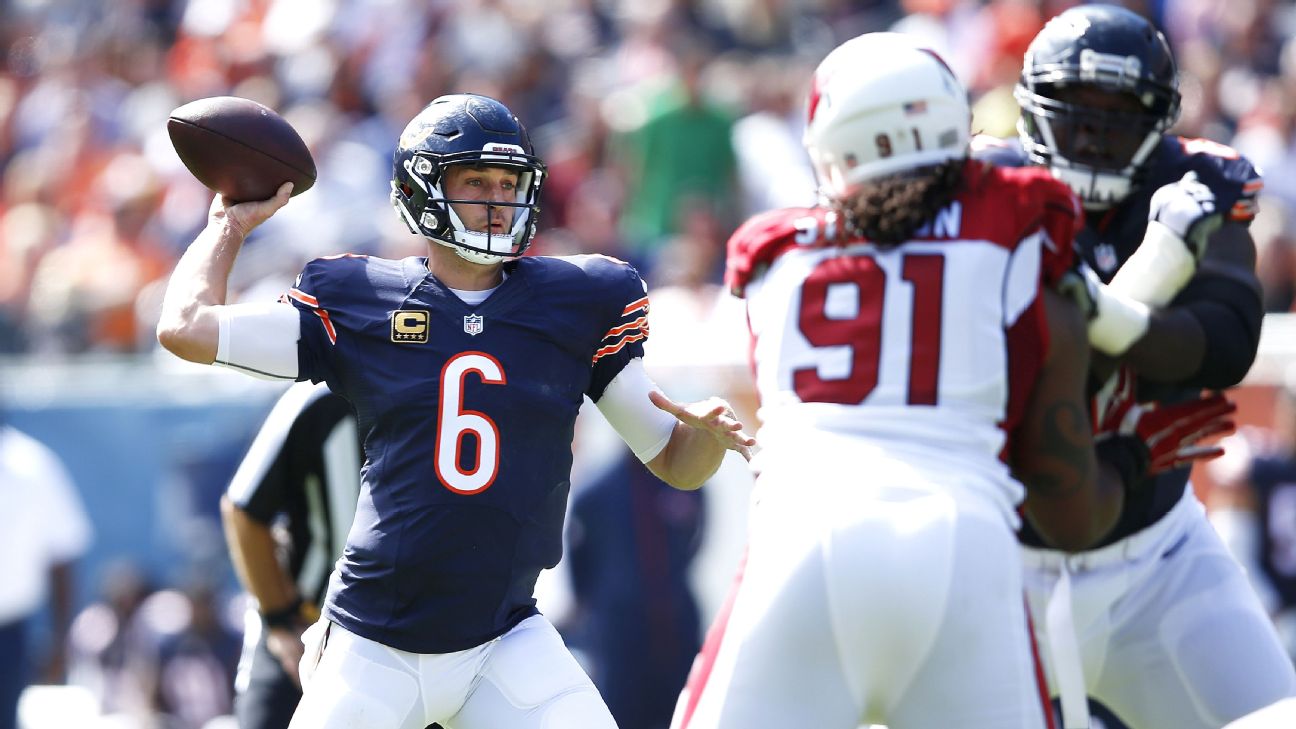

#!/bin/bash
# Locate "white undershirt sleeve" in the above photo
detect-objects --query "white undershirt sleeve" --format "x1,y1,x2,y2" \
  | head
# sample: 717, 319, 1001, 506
595, 358, 677, 463
215, 302, 302, 380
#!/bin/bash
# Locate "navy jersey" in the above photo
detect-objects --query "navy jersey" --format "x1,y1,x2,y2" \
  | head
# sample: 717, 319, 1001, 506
1248, 456, 1296, 610
286, 253, 650, 653
976, 135, 1263, 546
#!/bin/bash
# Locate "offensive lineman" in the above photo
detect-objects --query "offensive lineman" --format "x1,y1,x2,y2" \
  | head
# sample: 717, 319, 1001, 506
980, 5, 1296, 727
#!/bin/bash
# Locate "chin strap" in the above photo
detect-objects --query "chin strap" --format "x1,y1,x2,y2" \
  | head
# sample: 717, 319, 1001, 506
1051, 164, 1133, 212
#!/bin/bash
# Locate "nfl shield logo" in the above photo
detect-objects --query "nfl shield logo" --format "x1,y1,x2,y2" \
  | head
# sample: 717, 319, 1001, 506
463, 314, 484, 336
1094, 243, 1119, 274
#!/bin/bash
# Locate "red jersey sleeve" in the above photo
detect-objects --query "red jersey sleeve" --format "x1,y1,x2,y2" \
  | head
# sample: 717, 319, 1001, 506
981, 165, 1079, 287
1032, 175, 1081, 287
725, 207, 825, 297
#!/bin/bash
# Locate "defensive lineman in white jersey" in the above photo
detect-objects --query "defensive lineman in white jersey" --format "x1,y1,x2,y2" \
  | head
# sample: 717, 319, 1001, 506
669, 33, 1234, 729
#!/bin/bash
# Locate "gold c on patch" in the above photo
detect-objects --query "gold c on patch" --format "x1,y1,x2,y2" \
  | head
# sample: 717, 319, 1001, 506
391, 310, 429, 343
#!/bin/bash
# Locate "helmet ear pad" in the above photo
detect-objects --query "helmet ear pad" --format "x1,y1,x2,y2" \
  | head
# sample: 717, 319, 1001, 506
389, 94, 547, 264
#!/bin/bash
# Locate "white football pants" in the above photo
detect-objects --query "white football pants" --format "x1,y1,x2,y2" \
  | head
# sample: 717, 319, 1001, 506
1023, 488, 1296, 729
288, 614, 615, 729
672, 463, 1050, 729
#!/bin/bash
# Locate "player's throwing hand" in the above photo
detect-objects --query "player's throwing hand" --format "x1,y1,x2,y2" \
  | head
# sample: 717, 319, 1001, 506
209, 181, 294, 238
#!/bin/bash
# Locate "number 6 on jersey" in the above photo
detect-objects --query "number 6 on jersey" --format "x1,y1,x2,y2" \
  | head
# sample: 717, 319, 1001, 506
436, 352, 506, 494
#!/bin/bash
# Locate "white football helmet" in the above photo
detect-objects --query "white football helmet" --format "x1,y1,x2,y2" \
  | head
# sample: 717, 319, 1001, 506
804, 33, 971, 200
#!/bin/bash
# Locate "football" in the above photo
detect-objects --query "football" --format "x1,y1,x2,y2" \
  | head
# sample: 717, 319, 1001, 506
167, 96, 316, 202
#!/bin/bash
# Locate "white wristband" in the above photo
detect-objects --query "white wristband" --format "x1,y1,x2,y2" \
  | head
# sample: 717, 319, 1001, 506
1108, 220, 1197, 307
1088, 284, 1151, 356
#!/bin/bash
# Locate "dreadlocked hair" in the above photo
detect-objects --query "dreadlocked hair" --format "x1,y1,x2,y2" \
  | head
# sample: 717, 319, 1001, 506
839, 157, 967, 247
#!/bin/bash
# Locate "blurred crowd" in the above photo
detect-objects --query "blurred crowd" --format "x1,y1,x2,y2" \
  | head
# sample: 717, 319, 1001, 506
0, 0, 1294, 359
63, 564, 242, 729
4, 0, 1296, 727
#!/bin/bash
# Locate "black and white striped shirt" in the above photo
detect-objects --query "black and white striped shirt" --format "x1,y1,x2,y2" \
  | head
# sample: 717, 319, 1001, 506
227, 381, 361, 609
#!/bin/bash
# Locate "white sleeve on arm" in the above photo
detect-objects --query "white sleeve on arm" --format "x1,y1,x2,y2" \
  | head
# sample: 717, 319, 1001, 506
595, 358, 677, 463
215, 302, 301, 380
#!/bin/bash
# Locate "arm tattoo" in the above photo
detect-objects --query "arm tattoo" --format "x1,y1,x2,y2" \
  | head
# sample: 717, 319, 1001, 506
1018, 400, 1093, 497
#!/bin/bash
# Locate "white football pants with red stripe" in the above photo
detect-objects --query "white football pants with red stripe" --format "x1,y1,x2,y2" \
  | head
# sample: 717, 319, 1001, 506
671, 458, 1051, 729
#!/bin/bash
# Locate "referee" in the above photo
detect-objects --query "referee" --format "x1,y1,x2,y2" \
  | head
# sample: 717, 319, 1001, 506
222, 381, 360, 729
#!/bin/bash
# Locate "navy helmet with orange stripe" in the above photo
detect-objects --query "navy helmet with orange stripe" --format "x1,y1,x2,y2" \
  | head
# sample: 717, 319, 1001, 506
391, 94, 547, 265
1015, 4, 1180, 210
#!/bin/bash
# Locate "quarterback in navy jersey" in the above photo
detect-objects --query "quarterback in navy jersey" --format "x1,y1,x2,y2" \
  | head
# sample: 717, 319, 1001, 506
289, 251, 662, 652
977, 5, 1296, 728
157, 93, 754, 729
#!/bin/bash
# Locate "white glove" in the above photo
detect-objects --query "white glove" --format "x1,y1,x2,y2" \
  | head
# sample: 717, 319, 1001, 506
1107, 172, 1223, 308
1147, 171, 1223, 257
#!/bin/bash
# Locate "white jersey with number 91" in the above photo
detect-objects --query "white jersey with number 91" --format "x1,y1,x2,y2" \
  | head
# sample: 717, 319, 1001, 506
727, 163, 1080, 520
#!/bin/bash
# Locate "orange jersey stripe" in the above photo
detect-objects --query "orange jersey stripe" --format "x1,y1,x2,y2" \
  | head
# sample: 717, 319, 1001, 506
1231, 200, 1259, 221
288, 288, 320, 308
602, 315, 649, 340
591, 331, 648, 363
313, 309, 337, 344
622, 296, 650, 316
287, 288, 335, 343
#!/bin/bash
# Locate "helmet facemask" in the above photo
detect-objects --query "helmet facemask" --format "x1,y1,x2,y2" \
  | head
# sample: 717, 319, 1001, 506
1016, 81, 1174, 210
392, 148, 545, 265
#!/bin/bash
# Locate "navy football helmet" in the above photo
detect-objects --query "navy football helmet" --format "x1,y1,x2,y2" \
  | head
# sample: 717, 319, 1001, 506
1015, 5, 1180, 209
391, 94, 546, 264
